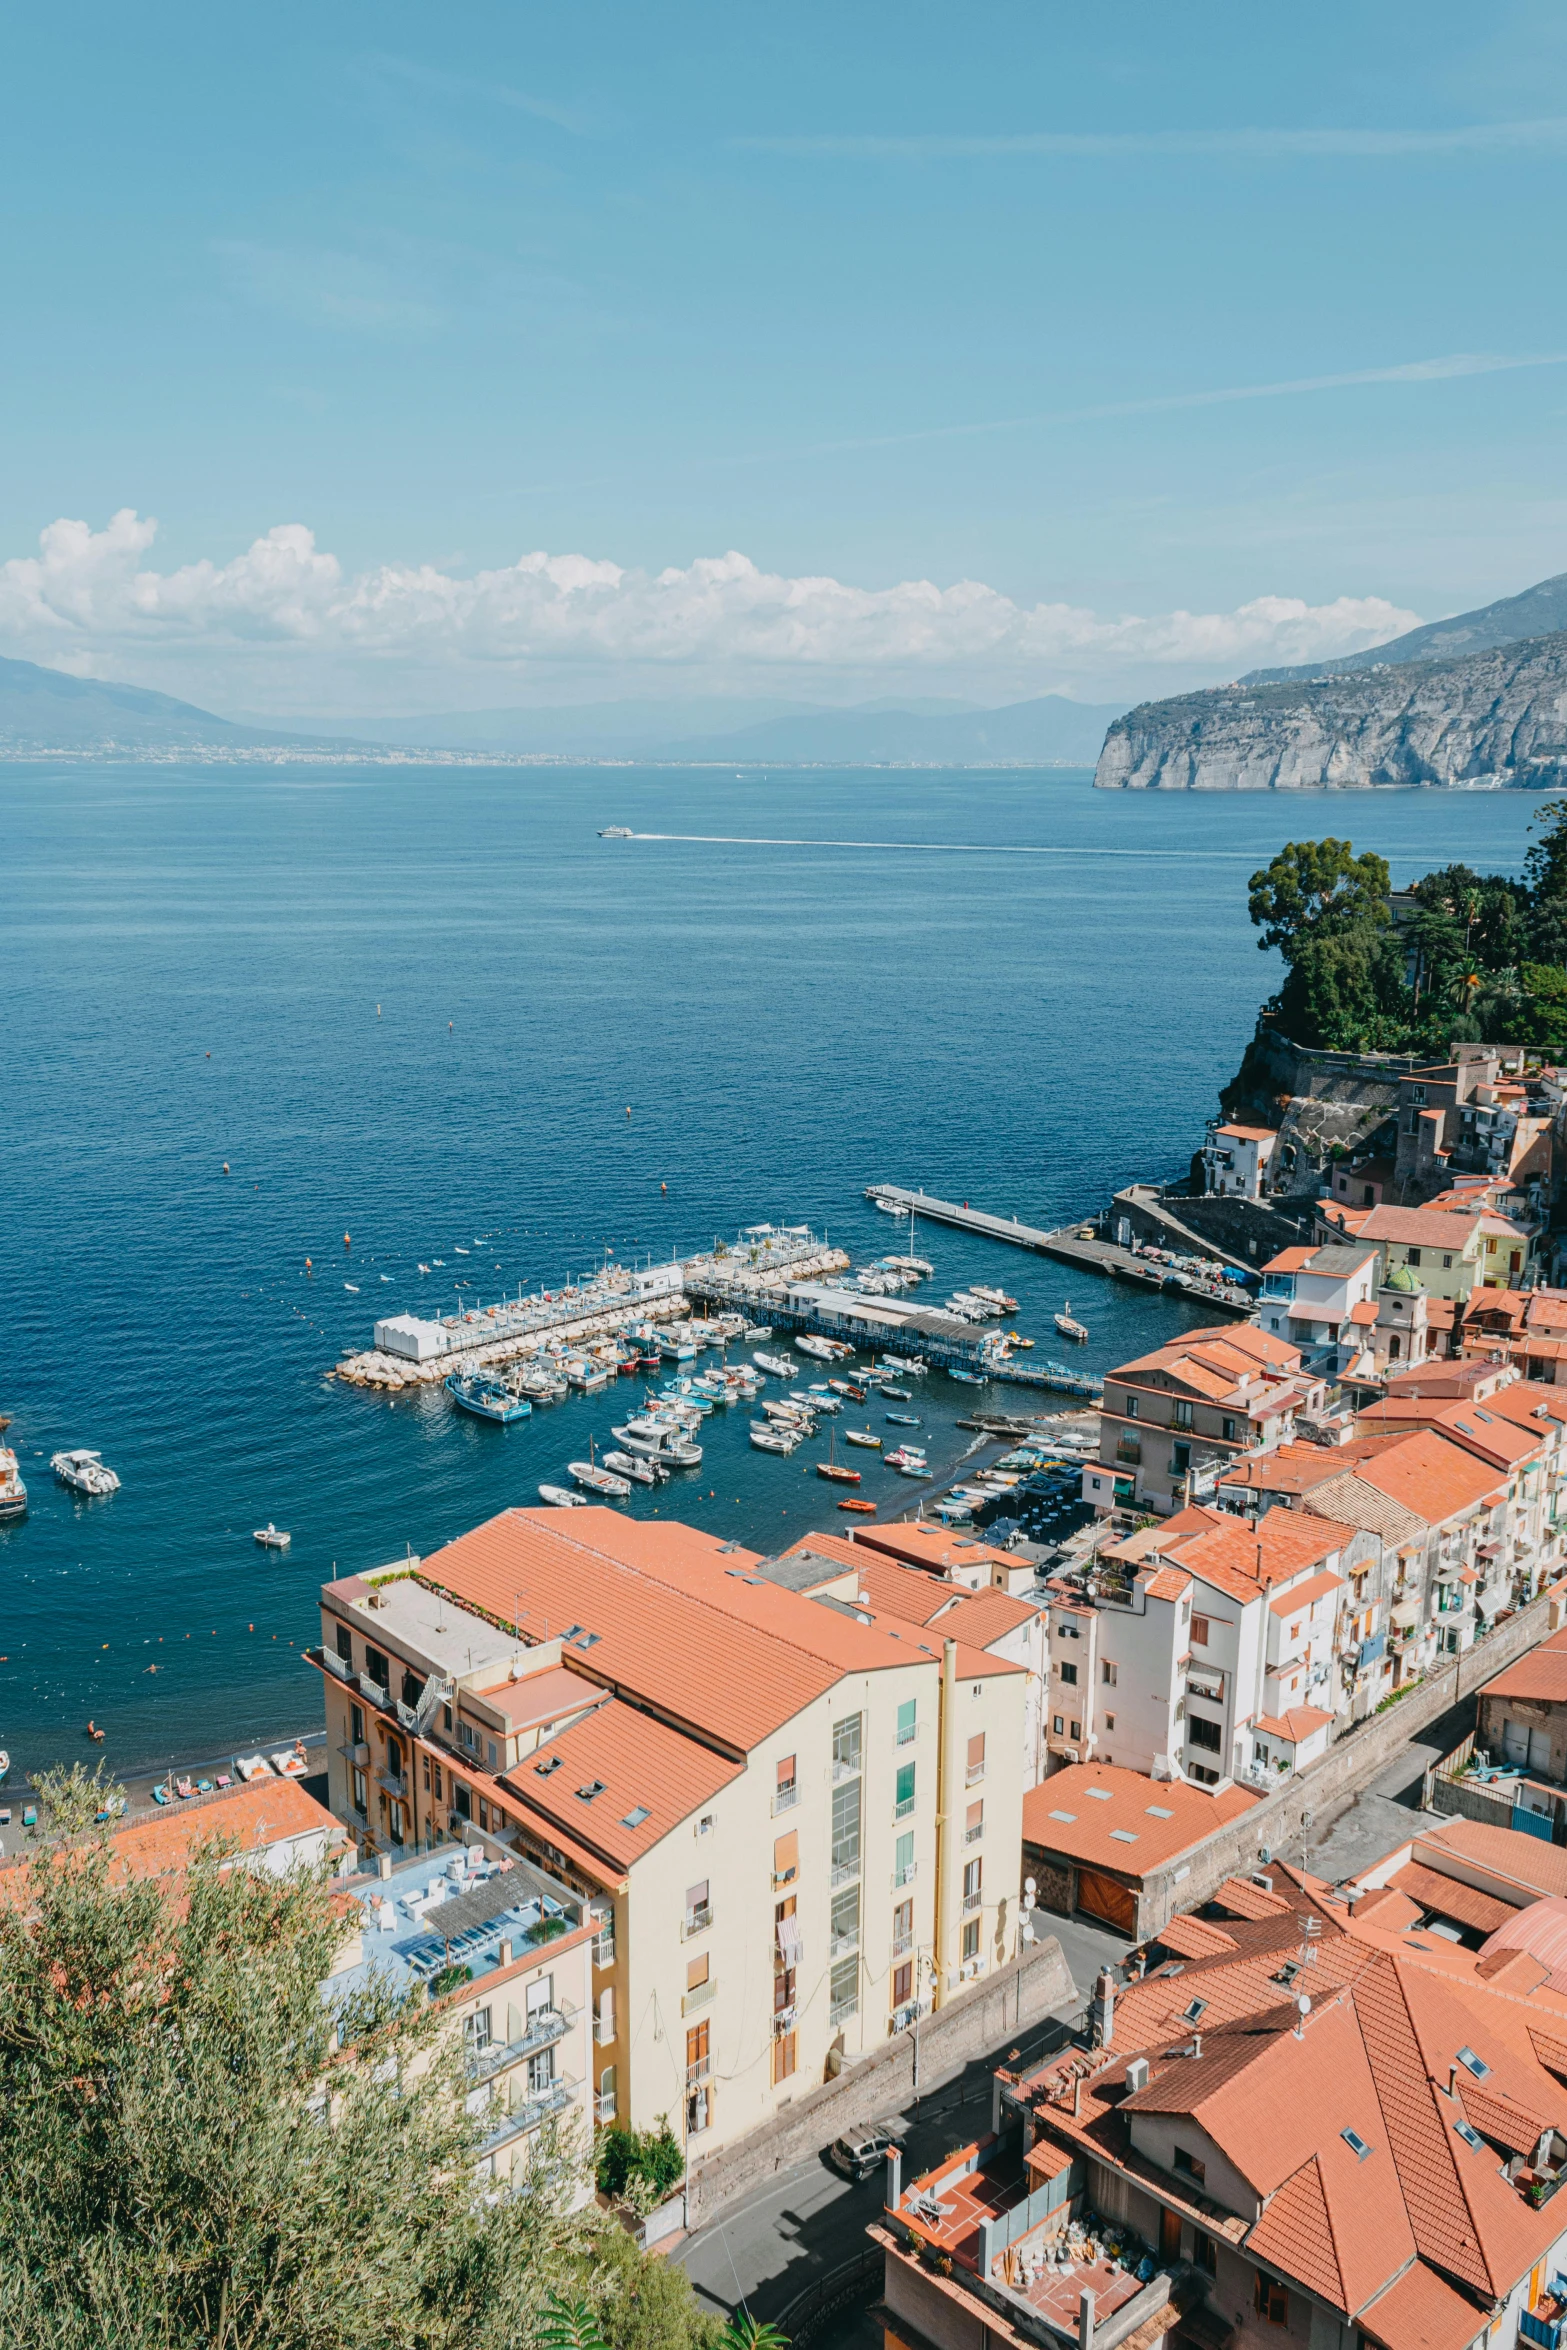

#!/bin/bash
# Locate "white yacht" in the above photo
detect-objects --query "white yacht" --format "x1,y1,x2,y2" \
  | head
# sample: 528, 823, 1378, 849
52, 1449, 120, 1497
795, 1334, 840, 1361
0, 1425, 26, 1521
753, 1351, 793, 1377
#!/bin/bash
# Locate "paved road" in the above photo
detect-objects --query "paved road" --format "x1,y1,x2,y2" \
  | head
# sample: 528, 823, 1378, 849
674, 1912, 1126, 2327
1303, 1693, 1475, 1885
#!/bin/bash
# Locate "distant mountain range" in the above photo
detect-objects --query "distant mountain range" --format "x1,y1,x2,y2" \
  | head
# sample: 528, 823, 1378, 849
0, 661, 1120, 765
1099, 568, 1567, 792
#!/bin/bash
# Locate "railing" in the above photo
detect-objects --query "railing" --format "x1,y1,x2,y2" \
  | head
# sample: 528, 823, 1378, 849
892, 1930, 913, 1958
772, 1784, 799, 1815
683, 1904, 712, 1938
376, 1769, 407, 1800
477, 2077, 575, 2153
592, 1926, 615, 1966
682, 1979, 715, 2014
829, 1928, 860, 1960
596, 2090, 616, 2124
893, 1860, 917, 1888
832, 1757, 861, 1783
322, 1648, 351, 1682
468, 2008, 571, 2081
965, 1763, 985, 1786
685, 2055, 711, 2085
893, 1796, 915, 1821
359, 1675, 389, 1709
896, 1720, 918, 1748
829, 1993, 859, 2026
593, 2011, 615, 2044
831, 1855, 861, 1888
962, 1889, 982, 1913
964, 1823, 983, 1845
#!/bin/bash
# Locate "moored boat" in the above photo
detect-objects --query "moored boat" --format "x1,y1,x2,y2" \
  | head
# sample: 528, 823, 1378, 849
843, 1428, 882, 1449
568, 1459, 632, 1498
1054, 1300, 1089, 1341
753, 1352, 793, 1376
538, 1484, 589, 1507
253, 1523, 291, 1549
818, 1460, 862, 1483
0, 1424, 27, 1520
839, 1497, 878, 1514
445, 1371, 533, 1422
51, 1449, 120, 1497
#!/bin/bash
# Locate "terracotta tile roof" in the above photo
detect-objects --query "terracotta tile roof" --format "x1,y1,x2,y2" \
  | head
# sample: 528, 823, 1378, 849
1142, 1566, 1194, 1602
468, 1665, 610, 1731
1157, 1510, 1355, 1606
1320, 1431, 1504, 1528
108, 1777, 340, 1880
1389, 1862, 1515, 1938
1360, 1206, 1484, 1248
1265, 1248, 1317, 1273
786, 1538, 1041, 1650
1210, 1875, 1294, 1920
1252, 1705, 1335, 1742
1021, 1763, 1256, 1881
499, 1695, 741, 1870
1217, 1125, 1279, 1143
847, 1523, 1024, 1579
1358, 2259, 1491, 2350
1248, 2156, 1348, 2307
1413, 1818, 1567, 1903
1268, 1569, 1344, 1617
1155, 1913, 1240, 1959
1351, 1301, 1379, 1325
1483, 1902, 1567, 1994
1357, 1398, 1544, 1473
1478, 1627, 1567, 1704
1350, 1886, 1426, 1932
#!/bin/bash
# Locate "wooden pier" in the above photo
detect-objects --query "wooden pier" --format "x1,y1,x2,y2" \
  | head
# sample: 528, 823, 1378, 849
864, 1184, 1254, 1316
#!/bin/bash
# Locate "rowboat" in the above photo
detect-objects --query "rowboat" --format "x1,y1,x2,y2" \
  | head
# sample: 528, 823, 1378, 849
569, 1461, 632, 1497
538, 1484, 589, 1507
838, 1497, 878, 1514
844, 1429, 882, 1449
1054, 1300, 1090, 1341
252, 1523, 291, 1549
817, 1461, 861, 1484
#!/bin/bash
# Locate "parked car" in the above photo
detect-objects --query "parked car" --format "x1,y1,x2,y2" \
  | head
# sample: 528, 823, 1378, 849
826, 2123, 900, 2182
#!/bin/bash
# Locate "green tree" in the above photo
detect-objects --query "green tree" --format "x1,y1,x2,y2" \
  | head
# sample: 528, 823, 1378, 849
597, 2120, 686, 2209
0, 1820, 714, 2350
1246, 838, 1392, 955
1524, 798, 1567, 903
1247, 839, 1403, 1049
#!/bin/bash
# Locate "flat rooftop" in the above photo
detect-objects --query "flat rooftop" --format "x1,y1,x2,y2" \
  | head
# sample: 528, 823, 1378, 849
330, 1842, 583, 2003
326, 1569, 521, 1686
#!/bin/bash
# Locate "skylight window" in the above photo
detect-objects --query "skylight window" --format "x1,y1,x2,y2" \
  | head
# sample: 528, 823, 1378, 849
621, 1806, 650, 1828
1085, 1788, 1113, 1802
1342, 2129, 1372, 2163
1455, 2045, 1492, 2081
1110, 1829, 1138, 1845
572, 1630, 602, 1648
561, 1625, 584, 1642
576, 1780, 607, 1803
1454, 2121, 1485, 2153
1146, 1805, 1174, 1819
535, 1755, 562, 1776
1049, 1810, 1077, 1823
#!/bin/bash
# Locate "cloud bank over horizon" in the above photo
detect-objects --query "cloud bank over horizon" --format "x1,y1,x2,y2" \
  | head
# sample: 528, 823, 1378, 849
0, 511, 1421, 716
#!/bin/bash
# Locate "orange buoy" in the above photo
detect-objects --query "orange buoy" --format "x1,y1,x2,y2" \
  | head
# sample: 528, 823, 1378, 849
344, 1233, 351, 1248
661, 1182, 667, 1193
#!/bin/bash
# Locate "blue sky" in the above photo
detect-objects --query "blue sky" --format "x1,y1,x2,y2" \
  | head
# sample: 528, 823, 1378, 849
3, 0, 1565, 715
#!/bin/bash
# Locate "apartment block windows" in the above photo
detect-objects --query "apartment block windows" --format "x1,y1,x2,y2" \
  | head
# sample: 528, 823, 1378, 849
364, 1646, 389, 1691
1188, 1716, 1223, 1753
829, 1957, 858, 2024
830, 1884, 860, 1958
350, 1702, 364, 1745
1059, 1660, 1078, 1686
685, 1880, 712, 1935
1070, 1721, 1082, 1742
965, 1801, 983, 1844
1174, 2146, 1206, 2185
1104, 1713, 1117, 1731
772, 2028, 797, 2086
773, 1831, 799, 1886
1190, 1614, 1210, 1646
335, 1623, 353, 1665
1407, 1248, 1422, 1269
1101, 1662, 1117, 1687
1171, 1441, 1191, 1476
686, 1953, 710, 1995
892, 1898, 914, 1956
350, 1767, 367, 1815
832, 1779, 862, 1878
452, 1781, 471, 1822
893, 1961, 913, 2009
598, 2066, 617, 2125
527, 2045, 555, 2096
966, 1734, 986, 1785
774, 1754, 798, 1813
1124, 1395, 1139, 1419
961, 1919, 981, 1961
896, 1699, 917, 1746
1173, 1399, 1194, 1431
1255, 2279, 1288, 2326
832, 1713, 862, 1778
1052, 1715, 1064, 1735
893, 1761, 916, 1820
894, 1831, 915, 1887
686, 2020, 710, 2085
1222, 1417, 1238, 1443
963, 1856, 982, 1911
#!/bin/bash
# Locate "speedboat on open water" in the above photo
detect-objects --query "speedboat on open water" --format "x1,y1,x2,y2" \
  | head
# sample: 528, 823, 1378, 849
0, 1424, 26, 1520
51, 1449, 120, 1497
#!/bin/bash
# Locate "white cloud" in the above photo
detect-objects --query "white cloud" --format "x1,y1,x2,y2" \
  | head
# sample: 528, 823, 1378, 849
0, 511, 1419, 705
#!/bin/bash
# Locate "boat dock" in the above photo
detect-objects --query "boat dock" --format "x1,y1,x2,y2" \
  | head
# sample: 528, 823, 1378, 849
863, 1183, 1254, 1316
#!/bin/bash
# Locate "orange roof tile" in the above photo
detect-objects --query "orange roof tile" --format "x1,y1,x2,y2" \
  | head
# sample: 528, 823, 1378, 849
1360, 1206, 1484, 1248
1413, 1818, 1567, 1903
108, 1776, 341, 1879
1358, 2260, 1491, 2350
1142, 1566, 1194, 1602
1156, 1913, 1240, 1959
783, 1536, 1041, 1650
1268, 1569, 1345, 1617
1388, 1863, 1515, 1938
846, 1523, 1023, 1580
1324, 1431, 1504, 1527
1253, 1705, 1335, 1742
1479, 1628, 1567, 1705
499, 1695, 741, 1869
1210, 1875, 1293, 1919
1022, 1763, 1256, 1881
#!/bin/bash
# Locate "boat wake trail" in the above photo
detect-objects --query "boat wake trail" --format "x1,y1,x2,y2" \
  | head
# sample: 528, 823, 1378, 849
613, 834, 1260, 857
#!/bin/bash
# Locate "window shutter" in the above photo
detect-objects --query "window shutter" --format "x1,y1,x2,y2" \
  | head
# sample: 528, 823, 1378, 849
687, 1880, 709, 1910
967, 1733, 986, 1770
773, 1831, 799, 1882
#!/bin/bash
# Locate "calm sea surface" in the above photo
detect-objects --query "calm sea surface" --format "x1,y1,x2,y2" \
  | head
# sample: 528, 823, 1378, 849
0, 763, 1550, 1774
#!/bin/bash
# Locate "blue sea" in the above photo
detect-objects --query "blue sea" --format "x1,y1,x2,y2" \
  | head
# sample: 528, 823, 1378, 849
0, 762, 1550, 1775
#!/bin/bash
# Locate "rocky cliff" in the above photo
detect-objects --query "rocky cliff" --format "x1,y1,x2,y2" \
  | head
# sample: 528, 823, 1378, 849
1094, 630, 1567, 791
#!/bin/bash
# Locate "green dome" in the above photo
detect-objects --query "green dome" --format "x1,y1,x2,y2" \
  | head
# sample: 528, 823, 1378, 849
1385, 1263, 1424, 1293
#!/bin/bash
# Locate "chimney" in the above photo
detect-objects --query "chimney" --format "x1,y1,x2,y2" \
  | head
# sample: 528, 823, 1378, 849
498, 1937, 513, 1967
1091, 1967, 1116, 2048
1079, 2289, 1097, 2350
885, 2144, 902, 2210
377, 1852, 393, 1881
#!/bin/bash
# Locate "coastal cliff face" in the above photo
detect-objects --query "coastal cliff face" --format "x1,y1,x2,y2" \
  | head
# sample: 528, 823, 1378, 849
1094, 630, 1567, 790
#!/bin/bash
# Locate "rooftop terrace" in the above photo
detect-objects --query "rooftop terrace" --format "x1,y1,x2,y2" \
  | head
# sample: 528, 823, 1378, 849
331, 1841, 583, 2003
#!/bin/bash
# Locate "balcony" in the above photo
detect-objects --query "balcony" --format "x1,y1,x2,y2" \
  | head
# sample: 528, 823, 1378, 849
375, 1768, 407, 1801
965, 1763, 985, 1787
321, 1647, 352, 1683
771, 1784, 799, 1815
359, 1673, 389, 1710
477, 2076, 576, 2154
592, 1927, 615, 1968
896, 1720, 918, 1748
831, 1853, 861, 1889
962, 1889, 982, 1913
681, 1979, 715, 2015
593, 2010, 616, 2044
892, 1931, 914, 1958
832, 1756, 861, 1784
596, 2089, 616, 2125
964, 1822, 983, 1845
682, 1903, 713, 1939
893, 1795, 915, 1821
892, 1860, 917, 1889
468, 2007, 571, 2082
829, 1993, 859, 2026
829, 1927, 860, 1961
1114, 1442, 1142, 1467
685, 2055, 711, 2086
772, 2004, 797, 2035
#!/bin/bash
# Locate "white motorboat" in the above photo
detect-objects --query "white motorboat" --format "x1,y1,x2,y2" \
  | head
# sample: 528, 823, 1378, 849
1054, 1301, 1090, 1342
604, 1449, 660, 1487
793, 1389, 840, 1413
253, 1523, 292, 1549
743, 1325, 773, 1340
51, 1449, 120, 1497
613, 1421, 702, 1466
969, 1285, 1018, 1312
569, 1460, 632, 1498
750, 1426, 796, 1454
0, 1427, 27, 1521
753, 1351, 793, 1377
599, 825, 634, 838
538, 1483, 589, 1508
795, 1334, 841, 1361
887, 1448, 929, 1477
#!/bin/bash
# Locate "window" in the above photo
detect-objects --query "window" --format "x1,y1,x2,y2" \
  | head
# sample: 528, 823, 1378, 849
1171, 1441, 1191, 1476
1222, 1418, 1238, 1443
893, 1961, 913, 2008
1059, 1660, 1078, 1686
1052, 1714, 1064, 1736
966, 1734, 986, 1785
773, 1830, 799, 1885
832, 1714, 862, 1777
686, 1952, 709, 1993
598, 2065, 617, 2124
1188, 1715, 1223, 1753
962, 1857, 982, 1910
1124, 1395, 1139, 1419
401, 1668, 422, 1708
775, 1754, 797, 1809
1190, 1614, 1210, 1647
829, 1956, 858, 2024
896, 1699, 917, 1746
350, 1703, 364, 1744
772, 2029, 797, 2085
831, 1884, 860, 1955
894, 1831, 915, 1887
1173, 1400, 1194, 1431
1443, 1253, 1453, 1270
453, 1780, 471, 1821
1189, 1761, 1219, 1785
832, 1779, 862, 1874
966, 1800, 983, 1844
697, 1813, 714, 1836
487, 1739, 498, 1769
894, 1761, 916, 1819
464, 2006, 493, 2054
892, 1897, 914, 1955
686, 2021, 710, 2084
364, 1646, 389, 1690
1408, 1248, 1422, 1269
350, 1767, 367, 1814
422, 1753, 431, 1792
1256, 2277, 1288, 2326
1105, 1713, 1117, 1731
335, 1624, 353, 1665
685, 1880, 712, 1933
432, 1761, 442, 1802
1070, 1719, 1081, 1741
1193, 2231, 1217, 2278
961, 1918, 980, 1960
1174, 2146, 1206, 2184
526, 2045, 555, 2095
1102, 1662, 1117, 1686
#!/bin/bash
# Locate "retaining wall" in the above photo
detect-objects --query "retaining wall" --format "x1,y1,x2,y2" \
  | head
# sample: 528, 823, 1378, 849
1131, 1587, 1562, 1935
683, 1932, 1074, 2226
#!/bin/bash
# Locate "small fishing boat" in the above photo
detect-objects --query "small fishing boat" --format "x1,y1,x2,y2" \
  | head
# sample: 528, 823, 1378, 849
817, 1460, 861, 1483
842, 1383, 867, 1404
565, 1360, 614, 1392
743, 1324, 773, 1340
569, 1459, 632, 1498
538, 1484, 588, 1507
886, 1412, 922, 1427
252, 1523, 291, 1549
603, 1449, 660, 1487
886, 1447, 928, 1478
948, 1368, 988, 1386
878, 1383, 911, 1401
839, 1497, 878, 1514
446, 1371, 532, 1423
750, 1426, 796, 1454
753, 1352, 793, 1376
844, 1428, 882, 1449
454, 1247, 470, 1255
1054, 1301, 1089, 1342
344, 1282, 360, 1293
0, 1426, 27, 1521
795, 1335, 840, 1361
969, 1285, 1018, 1312
51, 1449, 120, 1497
793, 1389, 839, 1413
1009, 1334, 1034, 1349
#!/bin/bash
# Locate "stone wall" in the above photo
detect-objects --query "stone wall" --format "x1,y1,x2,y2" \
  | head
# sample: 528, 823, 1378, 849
1130, 1588, 1561, 1935
1113, 1185, 1311, 1269
683, 1932, 1075, 2225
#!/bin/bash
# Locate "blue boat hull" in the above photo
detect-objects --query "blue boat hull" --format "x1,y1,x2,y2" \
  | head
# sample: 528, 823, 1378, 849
445, 1376, 532, 1423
